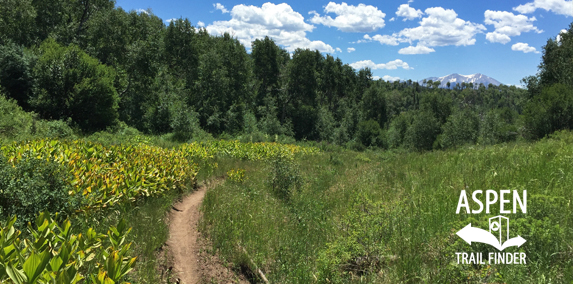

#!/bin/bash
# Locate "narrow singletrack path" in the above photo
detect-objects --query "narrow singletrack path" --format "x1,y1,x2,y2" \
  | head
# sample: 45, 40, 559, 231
167, 179, 222, 284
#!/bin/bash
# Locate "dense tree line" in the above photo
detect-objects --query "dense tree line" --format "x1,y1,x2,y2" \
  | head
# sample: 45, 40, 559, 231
0, 0, 571, 150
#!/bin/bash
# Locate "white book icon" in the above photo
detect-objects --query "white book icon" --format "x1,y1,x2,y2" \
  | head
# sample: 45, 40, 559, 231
489, 215, 509, 246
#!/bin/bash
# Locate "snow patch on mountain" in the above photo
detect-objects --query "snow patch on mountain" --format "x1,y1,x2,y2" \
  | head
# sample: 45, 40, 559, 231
420, 73, 503, 88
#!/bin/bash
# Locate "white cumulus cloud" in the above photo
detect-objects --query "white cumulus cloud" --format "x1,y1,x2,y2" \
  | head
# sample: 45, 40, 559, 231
513, 0, 573, 17
382, 75, 400, 82
347, 47, 356, 52
355, 6, 483, 53
309, 2, 386, 32
397, 7, 486, 47
484, 10, 542, 44
136, 9, 149, 14
396, 4, 423, 21
214, 3, 229, 13
206, 3, 335, 53
359, 34, 401, 45
511, 42, 540, 53
486, 32, 512, 44
349, 59, 411, 70
165, 18, 176, 23
336, 47, 342, 52
398, 44, 435, 54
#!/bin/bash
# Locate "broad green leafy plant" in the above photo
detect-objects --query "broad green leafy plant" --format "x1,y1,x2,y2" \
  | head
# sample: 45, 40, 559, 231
0, 212, 136, 284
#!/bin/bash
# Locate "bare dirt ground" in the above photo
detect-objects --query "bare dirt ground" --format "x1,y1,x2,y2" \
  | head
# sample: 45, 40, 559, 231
166, 179, 249, 284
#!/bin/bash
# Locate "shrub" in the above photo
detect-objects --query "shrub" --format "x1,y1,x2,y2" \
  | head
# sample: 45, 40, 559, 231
170, 102, 204, 142
35, 119, 76, 139
317, 196, 400, 282
356, 119, 382, 147
0, 93, 34, 139
0, 154, 81, 227
268, 158, 302, 201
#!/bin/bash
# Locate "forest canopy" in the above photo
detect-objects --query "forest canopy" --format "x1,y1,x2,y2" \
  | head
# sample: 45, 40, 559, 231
0, 0, 571, 150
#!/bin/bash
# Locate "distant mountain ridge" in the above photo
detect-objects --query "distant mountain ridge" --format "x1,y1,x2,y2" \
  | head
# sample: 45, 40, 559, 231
420, 73, 503, 88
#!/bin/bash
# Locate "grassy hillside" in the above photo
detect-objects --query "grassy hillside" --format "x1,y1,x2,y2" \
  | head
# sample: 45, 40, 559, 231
201, 132, 573, 283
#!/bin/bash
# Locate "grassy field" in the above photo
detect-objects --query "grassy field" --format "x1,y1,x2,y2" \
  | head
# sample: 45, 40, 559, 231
200, 131, 573, 283
1, 131, 572, 283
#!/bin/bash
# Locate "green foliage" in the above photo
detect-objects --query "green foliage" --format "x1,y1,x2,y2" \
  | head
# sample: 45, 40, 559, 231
439, 108, 480, 149
317, 196, 399, 283
362, 85, 387, 128
0, 0, 36, 45
252, 36, 287, 106
164, 18, 199, 83
537, 23, 573, 88
404, 111, 441, 151
192, 33, 253, 135
420, 91, 452, 124
0, 42, 36, 107
0, 212, 136, 284
202, 132, 573, 283
0, 94, 35, 139
0, 154, 80, 227
257, 97, 293, 137
31, 39, 119, 132
315, 105, 336, 142
479, 108, 518, 145
32, 119, 75, 140
356, 119, 385, 148
387, 111, 411, 148
268, 158, 302, 201
169, 102, 203, 142
2, 139, 198, 210
524, 83, 573, 139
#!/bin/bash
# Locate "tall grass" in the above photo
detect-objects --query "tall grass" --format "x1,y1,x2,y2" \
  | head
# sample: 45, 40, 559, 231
201, 132, 573, 283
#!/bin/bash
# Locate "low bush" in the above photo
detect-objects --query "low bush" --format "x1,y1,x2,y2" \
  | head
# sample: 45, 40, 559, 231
0, 154, 81, 227
356, 119, 386, 148
0, 94, 34, 139
317, 196, 400, 283
268, 158, 302, 201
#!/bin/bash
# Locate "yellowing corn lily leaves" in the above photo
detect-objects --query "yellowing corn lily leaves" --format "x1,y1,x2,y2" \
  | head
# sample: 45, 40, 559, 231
180, 140, 319, 161
1, 140, 198, 210
0, 139, 318, 210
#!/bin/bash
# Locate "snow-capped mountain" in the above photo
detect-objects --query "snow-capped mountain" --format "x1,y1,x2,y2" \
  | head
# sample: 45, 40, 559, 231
420, 73, 502, 88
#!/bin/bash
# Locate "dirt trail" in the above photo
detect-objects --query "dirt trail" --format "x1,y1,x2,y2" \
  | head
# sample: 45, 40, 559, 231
167, 179, 247, 284
167, 182, 209, 284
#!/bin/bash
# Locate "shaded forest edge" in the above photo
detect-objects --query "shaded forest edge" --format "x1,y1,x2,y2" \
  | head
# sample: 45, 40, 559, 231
1, 0, 573, 149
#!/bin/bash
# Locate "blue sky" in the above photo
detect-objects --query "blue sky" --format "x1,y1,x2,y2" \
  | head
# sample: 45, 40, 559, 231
116, 0, 573, 86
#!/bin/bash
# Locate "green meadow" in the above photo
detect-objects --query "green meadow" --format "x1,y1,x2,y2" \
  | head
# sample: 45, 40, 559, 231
201, 133, 573, 283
